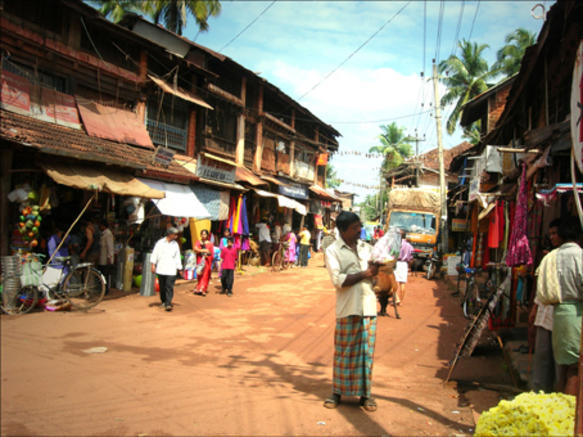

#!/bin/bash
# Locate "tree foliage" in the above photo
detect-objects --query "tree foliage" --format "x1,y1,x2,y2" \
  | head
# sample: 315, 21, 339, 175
438, 40, 497, 134
369, 122, 413, 173
492, 28, 536, 78
94, 0, 221, 35
325, 163, 342, 189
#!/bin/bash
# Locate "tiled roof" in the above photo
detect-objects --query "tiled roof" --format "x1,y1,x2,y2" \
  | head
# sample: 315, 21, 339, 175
412, 142, 473, 171
0, 109, 195, 182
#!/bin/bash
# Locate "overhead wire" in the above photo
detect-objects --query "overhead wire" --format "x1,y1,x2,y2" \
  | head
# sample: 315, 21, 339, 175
449, 0, 465, 58
434, 0, 445, 64
219, 1, 277, 52
467, 0, 480, 41
297, 1, 411, 100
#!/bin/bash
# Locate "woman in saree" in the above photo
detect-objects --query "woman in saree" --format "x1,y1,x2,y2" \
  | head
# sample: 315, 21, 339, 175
194, 229, 214, 296
285, 227, 297, 266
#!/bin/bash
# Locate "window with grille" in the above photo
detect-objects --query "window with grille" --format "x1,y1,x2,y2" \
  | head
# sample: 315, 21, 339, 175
146, 97, 188, 152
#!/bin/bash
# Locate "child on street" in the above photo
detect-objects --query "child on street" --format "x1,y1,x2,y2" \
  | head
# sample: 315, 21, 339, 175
220, 237, 237, 297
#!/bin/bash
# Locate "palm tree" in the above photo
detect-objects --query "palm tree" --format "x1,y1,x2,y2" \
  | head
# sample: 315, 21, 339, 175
95, 0, 148, 23
94, 0, 221, 35
462, 121, 482, 145
438, 40, 497, 134
492, 28, 536, 78
150, 0, 221, 35
369, 122, 413, 172
325, 164, 341, 189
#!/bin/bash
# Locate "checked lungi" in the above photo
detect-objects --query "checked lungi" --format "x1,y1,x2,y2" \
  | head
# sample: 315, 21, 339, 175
333, 315, 377, 397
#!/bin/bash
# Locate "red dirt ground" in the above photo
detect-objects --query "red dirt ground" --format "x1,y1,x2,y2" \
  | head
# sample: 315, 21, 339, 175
1, 253, 510, 436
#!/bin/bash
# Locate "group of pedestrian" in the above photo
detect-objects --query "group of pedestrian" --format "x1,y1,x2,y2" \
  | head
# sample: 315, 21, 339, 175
150, 227, 239, 311
47, 217, 115, 295
255, 218, 314, 268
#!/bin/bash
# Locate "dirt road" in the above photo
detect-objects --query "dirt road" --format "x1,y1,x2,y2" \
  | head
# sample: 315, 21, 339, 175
1, 254, 505, 436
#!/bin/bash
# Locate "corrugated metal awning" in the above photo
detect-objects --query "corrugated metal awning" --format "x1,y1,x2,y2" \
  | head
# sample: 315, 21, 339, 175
149, 75, 213, 110
261, 175, 287, 186
236, 166, 267, 186
309, 184, 341, 201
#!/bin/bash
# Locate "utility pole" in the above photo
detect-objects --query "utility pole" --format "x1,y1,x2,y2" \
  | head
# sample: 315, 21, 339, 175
432, 59, 448, 254
406, 129, 425, 186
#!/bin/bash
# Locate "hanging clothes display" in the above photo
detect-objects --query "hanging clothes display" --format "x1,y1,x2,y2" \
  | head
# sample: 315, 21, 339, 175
506, 163, 533, 267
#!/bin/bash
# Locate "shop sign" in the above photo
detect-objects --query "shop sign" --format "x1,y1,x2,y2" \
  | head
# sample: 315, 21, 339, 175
1, 70, 81, 129
451, 218, 469, 232
196, 154, 236, 184
279, 182, 308, 200
571, 40, 583, 174
153, 147, 174, 166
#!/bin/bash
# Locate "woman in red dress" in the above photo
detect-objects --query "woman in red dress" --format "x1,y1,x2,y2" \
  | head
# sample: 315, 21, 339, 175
193, 229, 214, 296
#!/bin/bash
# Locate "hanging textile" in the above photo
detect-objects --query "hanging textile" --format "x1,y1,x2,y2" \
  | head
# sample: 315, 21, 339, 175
189, 218, 211, 247
487, 201, 500, 249
240, 195, 249, 235
506, 163, 533, 267
219, 191, 230, 221
190, 185, 222, 221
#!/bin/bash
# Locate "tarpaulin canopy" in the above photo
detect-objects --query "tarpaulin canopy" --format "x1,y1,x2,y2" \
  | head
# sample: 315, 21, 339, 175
148, 75, 213, 110
76, 97, 155, 149
254, 189, 307, 216
190, 185, 229, 221
139, 178, 210, 218
42, 163, 165, 199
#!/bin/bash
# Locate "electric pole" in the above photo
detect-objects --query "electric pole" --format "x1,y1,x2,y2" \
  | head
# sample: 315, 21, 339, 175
406, 129, 425, 186
432, 59, 448, 254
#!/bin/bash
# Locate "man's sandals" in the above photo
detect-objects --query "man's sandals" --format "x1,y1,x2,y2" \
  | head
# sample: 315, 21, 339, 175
323, 394, 377, 412
360, 396, 377, 412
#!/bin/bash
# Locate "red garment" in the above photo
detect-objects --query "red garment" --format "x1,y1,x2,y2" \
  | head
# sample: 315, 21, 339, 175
220, 246, 237, 270
194, 240, 214, 293
488, 201, 500, 249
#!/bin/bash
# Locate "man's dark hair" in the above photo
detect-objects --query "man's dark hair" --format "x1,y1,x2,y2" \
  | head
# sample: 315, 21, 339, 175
549, 218, 561, 229
227, 236, 234, 243
558, 217, 582, 242
336, 211, 361, 232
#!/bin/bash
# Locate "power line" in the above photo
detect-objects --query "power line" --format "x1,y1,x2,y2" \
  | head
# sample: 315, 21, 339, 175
298, 1, 411, 101
449, 0, 465, 58
219, 1, 277, 52
434, 0, 445, 63
467, 0, 480, 41
330, 109, 432, 125
423, 0, 427, 76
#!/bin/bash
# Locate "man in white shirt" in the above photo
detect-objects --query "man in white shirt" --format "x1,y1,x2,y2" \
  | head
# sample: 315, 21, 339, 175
151, 227, 182, 311
324, 211, 379, 412
256, 219, 272, 266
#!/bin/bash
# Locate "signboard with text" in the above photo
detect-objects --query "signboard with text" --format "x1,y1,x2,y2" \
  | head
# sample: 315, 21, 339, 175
278, 182, 308, 200
196, 154, 236, 184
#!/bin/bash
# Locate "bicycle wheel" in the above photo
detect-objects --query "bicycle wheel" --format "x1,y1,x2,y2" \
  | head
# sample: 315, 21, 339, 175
282, 254, 290, 270
62, 267, 105, 311
271, 250, 282, 272
462, 280, 480, 319
1, 285, 38, 315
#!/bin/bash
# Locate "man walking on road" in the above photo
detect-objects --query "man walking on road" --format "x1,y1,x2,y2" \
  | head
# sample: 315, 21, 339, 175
323, 211, 379, 412
395, 230, 413, 305
256, 217, 272, 266
151, 227, 182, 311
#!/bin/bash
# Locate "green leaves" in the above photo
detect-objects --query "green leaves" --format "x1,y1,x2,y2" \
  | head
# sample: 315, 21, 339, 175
368, 122, 413, 174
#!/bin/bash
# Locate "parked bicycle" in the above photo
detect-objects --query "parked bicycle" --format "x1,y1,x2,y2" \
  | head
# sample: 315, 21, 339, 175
460, 262, 507, 319
1, 254, 106, 314
271, 241, 290, 272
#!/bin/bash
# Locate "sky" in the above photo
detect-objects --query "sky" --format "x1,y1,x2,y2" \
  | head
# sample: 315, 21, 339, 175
188, 0, 551, 202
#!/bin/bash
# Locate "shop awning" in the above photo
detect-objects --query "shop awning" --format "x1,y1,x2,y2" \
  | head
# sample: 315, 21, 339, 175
191, 185, 230, 221
148, 75, 213, 110
139, 178, 210, 218
236, 166, 267, 186
254, 189, 307, 216
261, 175, 287, 186
309, 184, 341, 202
42, 163, 165, 199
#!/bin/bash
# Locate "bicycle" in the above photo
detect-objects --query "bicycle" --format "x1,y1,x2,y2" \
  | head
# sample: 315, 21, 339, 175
461, 262, 507, 319
271, 241, 290, 272
1, 254, 106, 314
